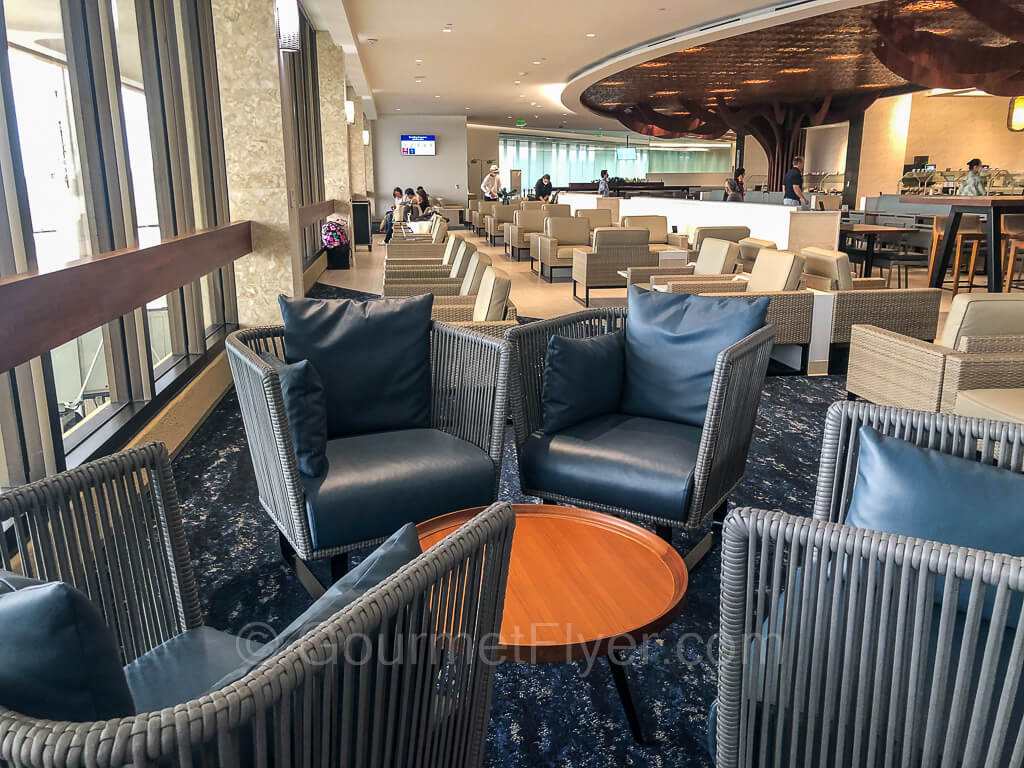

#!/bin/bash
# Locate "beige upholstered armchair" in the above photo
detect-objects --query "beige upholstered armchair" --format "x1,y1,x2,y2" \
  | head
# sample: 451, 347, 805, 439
625, 237, 741, 288
575, 207, 614, 231
848, 293, 1024, 412
519, 200, 543, 211
571, 227, 656, 306
535, 216, 591, 281
472, 201, 498, 235
664, 250, 813, 346
672, 225, 753, 261
485, 203, 516, 246
506, 208, 544, 261
435, 267, 518, 338
540, 203, 570, 218
737, 237, 776, 270
620, 215, 688, 253
799, 247, 941, 345
464, 198, 479, 225
383, 244, 483, 296
386, 233, 462, 263
526, 204, 573, 265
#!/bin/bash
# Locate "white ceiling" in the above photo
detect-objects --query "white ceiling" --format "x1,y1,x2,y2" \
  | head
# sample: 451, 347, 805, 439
307, 0, 779, 132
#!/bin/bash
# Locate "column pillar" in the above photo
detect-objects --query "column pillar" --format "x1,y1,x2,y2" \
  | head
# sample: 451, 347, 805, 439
347, 85, 367, 197
842, 114, 864, 210
363, 119, 374, 198
316, 32, 350, 219
211, 0, 299, 326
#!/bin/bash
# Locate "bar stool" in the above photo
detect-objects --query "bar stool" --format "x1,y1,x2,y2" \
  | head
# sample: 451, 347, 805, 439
1004, 214, 1024, 292
928, 214, 986, 296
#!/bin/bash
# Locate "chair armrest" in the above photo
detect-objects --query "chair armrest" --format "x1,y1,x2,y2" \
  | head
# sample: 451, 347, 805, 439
831, 288, 941, 344
957, 335, 1024, 353
846, 324, 949, 411
626, 265, 696, 286
447, 320, 519, 339
505, 309, 626, 445
430, 322, 510, 471
384, 264, 452, 280
382, 278, 462, 297
703, 290, 814, 345
688, 325, 775, 529
385, 242, 445, 259
538, 235, 559, 263
431, 303, 476, 322
667, 279, 748, 294
940, 351, 1024, 412
666, 232, 689, 248
851, 277, 887, 289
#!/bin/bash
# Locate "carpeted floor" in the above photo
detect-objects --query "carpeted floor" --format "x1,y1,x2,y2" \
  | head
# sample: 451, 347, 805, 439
172, 283, 847, 767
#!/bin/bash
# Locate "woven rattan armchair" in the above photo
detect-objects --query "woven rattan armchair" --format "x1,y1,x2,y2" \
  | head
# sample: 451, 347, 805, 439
385, 232, 462, 263
506, 308, 775, 568
717, 505, 1024, 767
226, 323, 509, 595
384, 239, 475, 281
0, 444, 515, 767
715, 401, 1024, 765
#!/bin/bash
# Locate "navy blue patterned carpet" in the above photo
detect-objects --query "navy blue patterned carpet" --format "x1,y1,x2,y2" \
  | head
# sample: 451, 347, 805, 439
173, 284, 847, 767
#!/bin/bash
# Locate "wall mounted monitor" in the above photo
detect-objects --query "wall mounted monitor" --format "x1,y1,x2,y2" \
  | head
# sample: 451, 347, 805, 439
401, 134, 436, 156
616, 146, 638, 161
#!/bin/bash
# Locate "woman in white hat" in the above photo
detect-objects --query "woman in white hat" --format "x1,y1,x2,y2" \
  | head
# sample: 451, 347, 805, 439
481, 164, 502, 201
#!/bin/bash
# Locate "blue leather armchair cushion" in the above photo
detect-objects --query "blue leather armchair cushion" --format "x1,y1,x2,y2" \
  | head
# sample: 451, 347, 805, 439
0, 571, 135, 721
620, 287, 769, 428
124, 626, 262, 712
520, 413, 701, 521
542, 331, 624, 433
301, 428, 495, 550
210, 523, 421, 691
847, 426, 1024, 626
278, 294, 433, 438
259, 353, 327, 477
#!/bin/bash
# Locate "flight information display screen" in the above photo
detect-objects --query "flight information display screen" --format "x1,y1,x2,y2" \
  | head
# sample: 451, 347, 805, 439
401, 135, 436, 156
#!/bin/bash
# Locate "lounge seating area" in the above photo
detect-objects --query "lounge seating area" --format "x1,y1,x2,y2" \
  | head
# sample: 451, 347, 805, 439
5, 1, 1024, 766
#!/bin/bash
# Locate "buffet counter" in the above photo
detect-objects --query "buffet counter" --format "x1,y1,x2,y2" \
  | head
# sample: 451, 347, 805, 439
558, 192, 841, 252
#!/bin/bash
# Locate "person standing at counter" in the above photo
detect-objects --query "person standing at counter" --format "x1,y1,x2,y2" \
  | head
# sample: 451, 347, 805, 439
958, 158, 987, 196
726, 168, 745, 202
535, 174, 553, 202
782, 156, 810, 209
598, 169, 611, 196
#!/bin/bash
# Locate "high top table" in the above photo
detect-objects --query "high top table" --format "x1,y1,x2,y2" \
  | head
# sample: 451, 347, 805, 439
902, 195, 1024, 292
417, 503, 689, 743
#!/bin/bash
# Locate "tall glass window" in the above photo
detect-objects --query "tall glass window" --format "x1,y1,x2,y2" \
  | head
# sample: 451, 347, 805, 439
499, 134, 732, 189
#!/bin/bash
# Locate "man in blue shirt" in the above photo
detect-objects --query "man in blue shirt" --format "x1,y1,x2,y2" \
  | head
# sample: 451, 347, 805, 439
782, 156, 809, 209
598, 169, 610, 196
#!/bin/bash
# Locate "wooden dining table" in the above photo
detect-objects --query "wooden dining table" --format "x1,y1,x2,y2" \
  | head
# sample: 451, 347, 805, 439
838, 223, 909, 278
902, 195, 1024, 292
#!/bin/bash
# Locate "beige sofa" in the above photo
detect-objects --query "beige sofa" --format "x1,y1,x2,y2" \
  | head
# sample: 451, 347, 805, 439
848, 293, 1024, 412
571, 227, 656, 306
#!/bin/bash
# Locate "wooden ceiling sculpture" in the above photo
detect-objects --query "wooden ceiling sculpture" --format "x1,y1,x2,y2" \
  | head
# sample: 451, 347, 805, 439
581, 0, 1024, 190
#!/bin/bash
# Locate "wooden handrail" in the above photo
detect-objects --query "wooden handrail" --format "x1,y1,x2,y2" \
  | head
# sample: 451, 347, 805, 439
0, 220, 252, 372
297, 199, 339, 228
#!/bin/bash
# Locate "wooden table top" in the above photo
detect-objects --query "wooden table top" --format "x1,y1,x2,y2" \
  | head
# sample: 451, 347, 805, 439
417, 504, 688, 663
839, 223, 909, 234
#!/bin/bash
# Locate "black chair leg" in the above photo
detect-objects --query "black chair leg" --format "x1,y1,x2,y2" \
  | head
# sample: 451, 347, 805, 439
655, 525, 672, 544
682, 500, 728, 572
279, 533, 328, 599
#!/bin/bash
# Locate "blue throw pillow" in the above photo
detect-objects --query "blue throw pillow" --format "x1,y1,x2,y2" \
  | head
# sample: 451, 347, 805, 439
542, 331, 625, 433
620, 287, 769, 427
0, 571, 136, 721
209, 522, 422, 690
259, 353, 327, 477
847, 426, 1024, 625
278, 294, 433, 438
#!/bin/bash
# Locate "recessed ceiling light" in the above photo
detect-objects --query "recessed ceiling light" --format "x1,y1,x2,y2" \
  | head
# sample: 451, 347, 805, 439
507, 115, 512, 118
441, 24, 453, 32
532, 60, 542, 65
530, 101, 537, 106
465, 106, 471, 110
513, 80, 521, 85
585, 32, 596, 37
415, 58, 423, 63
534, 114, 539, 118
826, 53, 861, 61
395, 107, 401, 110
434, 94, 441, 98
678, 47, 705, 54
519, 94, 526, 98
709, 88, 737, 93
601, 81, 624, 86
779, 67, 812, 74
653, 90, 680, 96
561, 113, 567, 116
638, 61, 668, 68
741, 79, 770, 84
519, 71, 528, 76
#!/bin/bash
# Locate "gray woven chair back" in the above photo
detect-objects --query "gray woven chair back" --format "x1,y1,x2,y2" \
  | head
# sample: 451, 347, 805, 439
0, 442, 200, 665
814, 401, 1024, 525
719, 506, 1024, 768
0, 468, 516, 767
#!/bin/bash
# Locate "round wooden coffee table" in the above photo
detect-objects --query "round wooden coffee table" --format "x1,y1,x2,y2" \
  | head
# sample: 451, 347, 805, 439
417, 503, 688, 743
